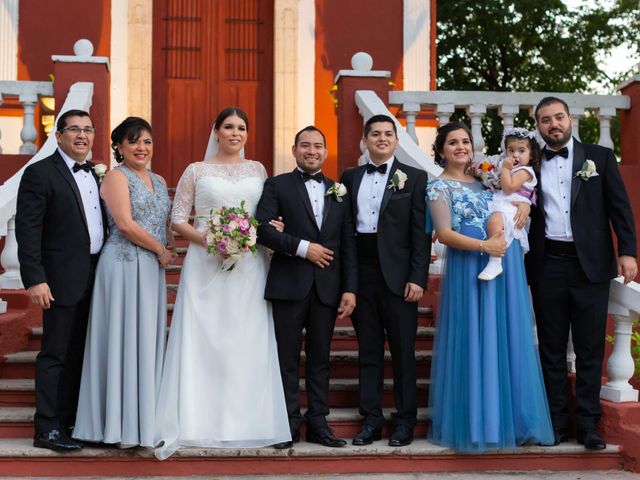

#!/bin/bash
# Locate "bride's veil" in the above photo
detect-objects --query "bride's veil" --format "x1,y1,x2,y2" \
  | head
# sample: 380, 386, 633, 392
202, 124, 245, 161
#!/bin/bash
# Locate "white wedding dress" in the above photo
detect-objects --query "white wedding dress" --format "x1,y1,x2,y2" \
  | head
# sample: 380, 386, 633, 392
154, 161, 290, 460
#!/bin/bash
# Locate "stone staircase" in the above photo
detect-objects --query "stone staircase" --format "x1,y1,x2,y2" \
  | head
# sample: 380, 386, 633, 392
0, 235, 628, 476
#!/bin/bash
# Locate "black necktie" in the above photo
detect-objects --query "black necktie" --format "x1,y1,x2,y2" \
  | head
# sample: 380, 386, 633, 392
542, 146, 569, 160
301, 171, 324, 183
72, 162, 92, 173
366, 163, 387, 174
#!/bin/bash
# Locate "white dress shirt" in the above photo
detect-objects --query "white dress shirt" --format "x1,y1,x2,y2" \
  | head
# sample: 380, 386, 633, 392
295, 168, 325, 258
356, 157, 394, 233
540, 137, 574, 241
59, 148, 104, 254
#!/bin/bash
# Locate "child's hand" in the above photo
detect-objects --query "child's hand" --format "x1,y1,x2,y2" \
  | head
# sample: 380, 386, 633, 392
502, 156, 516, 170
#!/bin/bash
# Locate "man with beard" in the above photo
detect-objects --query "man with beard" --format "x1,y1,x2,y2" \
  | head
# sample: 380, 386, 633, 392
526, 96, 637, 450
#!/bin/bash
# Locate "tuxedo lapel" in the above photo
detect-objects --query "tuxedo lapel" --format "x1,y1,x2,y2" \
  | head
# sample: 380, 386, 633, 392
321, 178, 332, 229
379, 160, 398, 217
571, 138, 584, 208
351, 166, 366, 222
52, 152, 89, 235
292, 170, 318, 228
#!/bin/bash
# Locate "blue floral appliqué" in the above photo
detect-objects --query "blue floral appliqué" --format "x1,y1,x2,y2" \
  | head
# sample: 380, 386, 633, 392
427, 179, 493, 238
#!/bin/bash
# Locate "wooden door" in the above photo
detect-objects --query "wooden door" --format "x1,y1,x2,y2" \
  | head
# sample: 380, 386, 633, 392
152, 0, 274, 186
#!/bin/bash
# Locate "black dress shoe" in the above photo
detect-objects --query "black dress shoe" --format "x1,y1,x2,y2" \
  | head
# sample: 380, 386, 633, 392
578, 431, 606, 450
306, 427, 347, 447
274, 430, 300, 449
552, 428, 569, 446
352, 424, 382, 446
33, 429, 83, 451
388, 425, 413, 447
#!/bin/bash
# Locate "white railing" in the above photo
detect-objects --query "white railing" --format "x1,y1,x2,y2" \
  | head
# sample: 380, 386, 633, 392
389, 90, 631, 161
0, 82, 94, 290
0, 80, 54, 154
602, 278, 640, 402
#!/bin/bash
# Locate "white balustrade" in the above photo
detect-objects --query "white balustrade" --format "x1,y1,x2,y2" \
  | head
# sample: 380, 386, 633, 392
0, 216, 22, 289
402, 102, 421, 144
598, 106, 616, 150
429, 239, 446, 275
468, 104, 487, 160
0, 81, 53, 155
387, 90, 630, 159
601, 278, 640, 403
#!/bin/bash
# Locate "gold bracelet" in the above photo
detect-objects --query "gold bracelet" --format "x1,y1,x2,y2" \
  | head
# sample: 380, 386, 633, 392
479, 240, 484, 255
158, 245, 166, 258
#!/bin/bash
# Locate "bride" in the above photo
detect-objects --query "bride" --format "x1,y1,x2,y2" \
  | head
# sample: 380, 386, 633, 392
154, 107, 290, 459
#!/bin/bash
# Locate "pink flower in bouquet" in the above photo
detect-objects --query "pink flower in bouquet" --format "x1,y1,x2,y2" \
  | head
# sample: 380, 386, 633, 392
201, 200, 260, 271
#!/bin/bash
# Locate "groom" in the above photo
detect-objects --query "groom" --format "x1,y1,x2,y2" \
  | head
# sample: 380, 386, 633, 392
340, 114, 429, 446
256, 126, 358, 449
526, 96, 637, 450
16, 109, 106, 451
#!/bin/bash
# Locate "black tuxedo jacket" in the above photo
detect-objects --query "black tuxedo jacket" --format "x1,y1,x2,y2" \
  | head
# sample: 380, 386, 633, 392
526, 139, 636, 285
16, 150, 107, 306
340, 159, 430, 297
256, 170, 358, 307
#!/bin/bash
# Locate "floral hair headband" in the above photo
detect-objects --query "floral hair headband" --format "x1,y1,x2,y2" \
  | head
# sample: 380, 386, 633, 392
503, 127, 537, 140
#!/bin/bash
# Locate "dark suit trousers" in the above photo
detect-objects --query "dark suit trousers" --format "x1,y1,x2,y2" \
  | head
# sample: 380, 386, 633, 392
34, 255, 97, 434
272, 288, 336, 433
352, 235, 417, 429
531, 243, 609, 433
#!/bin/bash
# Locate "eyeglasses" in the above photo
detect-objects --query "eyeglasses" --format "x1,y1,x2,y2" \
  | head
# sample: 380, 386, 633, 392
61, 126, 96, 135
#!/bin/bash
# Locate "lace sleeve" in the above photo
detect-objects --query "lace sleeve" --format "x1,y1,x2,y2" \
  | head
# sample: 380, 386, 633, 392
171, 163, 196, 225
253, 161, 268, 181
426, 180, 453, 232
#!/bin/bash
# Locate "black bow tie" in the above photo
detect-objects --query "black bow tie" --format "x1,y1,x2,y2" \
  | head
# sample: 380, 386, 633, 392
72, 162, 92, 173
301, 171, 324, 183
366, 163, 387, 174
543, 146, 569, 160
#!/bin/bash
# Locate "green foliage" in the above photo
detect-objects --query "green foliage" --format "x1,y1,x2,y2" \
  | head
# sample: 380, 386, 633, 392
436, 0, 634, 155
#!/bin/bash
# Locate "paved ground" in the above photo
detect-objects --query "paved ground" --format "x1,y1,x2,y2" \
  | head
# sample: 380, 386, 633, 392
4, 473, 640, 480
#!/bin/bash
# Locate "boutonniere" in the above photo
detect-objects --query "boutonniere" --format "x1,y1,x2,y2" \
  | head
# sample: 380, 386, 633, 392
387, 169, 408, 191
574, 159, 599, 182
325, 182, 347, 202
93, 163, 107, 184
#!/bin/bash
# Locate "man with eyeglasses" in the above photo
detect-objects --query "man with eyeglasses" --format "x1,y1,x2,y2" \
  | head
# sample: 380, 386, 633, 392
16, 109, 106, 451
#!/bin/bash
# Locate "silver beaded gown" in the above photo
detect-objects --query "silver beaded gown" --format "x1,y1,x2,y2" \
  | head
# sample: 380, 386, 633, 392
73, 165, 171, 447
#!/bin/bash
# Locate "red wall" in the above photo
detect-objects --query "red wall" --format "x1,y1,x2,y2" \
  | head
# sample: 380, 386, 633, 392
18, 0, 111, 81
314, 0, 404, 179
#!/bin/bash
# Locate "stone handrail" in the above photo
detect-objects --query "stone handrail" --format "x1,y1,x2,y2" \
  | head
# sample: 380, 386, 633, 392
0, 82, 94, 290
0, 80, 54, 155
389, 90, 631, 160
602, 278, 640, 402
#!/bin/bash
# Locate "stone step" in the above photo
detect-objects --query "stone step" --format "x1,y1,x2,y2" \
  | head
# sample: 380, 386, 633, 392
1, 350, 433, 380
0, 437, 622, 477
3, 474, 637, 480
25, 324, 435, 352
0, 406, 430, 439
0, 378, 429, 410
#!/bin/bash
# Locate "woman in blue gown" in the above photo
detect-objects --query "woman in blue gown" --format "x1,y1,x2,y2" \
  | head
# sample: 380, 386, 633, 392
426, 122, 554, 452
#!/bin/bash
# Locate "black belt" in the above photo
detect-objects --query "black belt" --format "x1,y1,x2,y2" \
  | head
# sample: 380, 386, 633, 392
544, 239, 577, 259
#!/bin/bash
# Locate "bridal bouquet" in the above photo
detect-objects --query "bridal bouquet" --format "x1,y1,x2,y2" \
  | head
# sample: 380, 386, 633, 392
473, 154, 503, 192
203, 200, 259, 271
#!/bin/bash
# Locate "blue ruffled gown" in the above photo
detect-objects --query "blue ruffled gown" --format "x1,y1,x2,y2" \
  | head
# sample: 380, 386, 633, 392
426, 178, 554, 452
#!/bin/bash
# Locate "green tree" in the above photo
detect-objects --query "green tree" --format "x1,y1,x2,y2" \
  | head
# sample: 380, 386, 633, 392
436, 0, 631, 154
